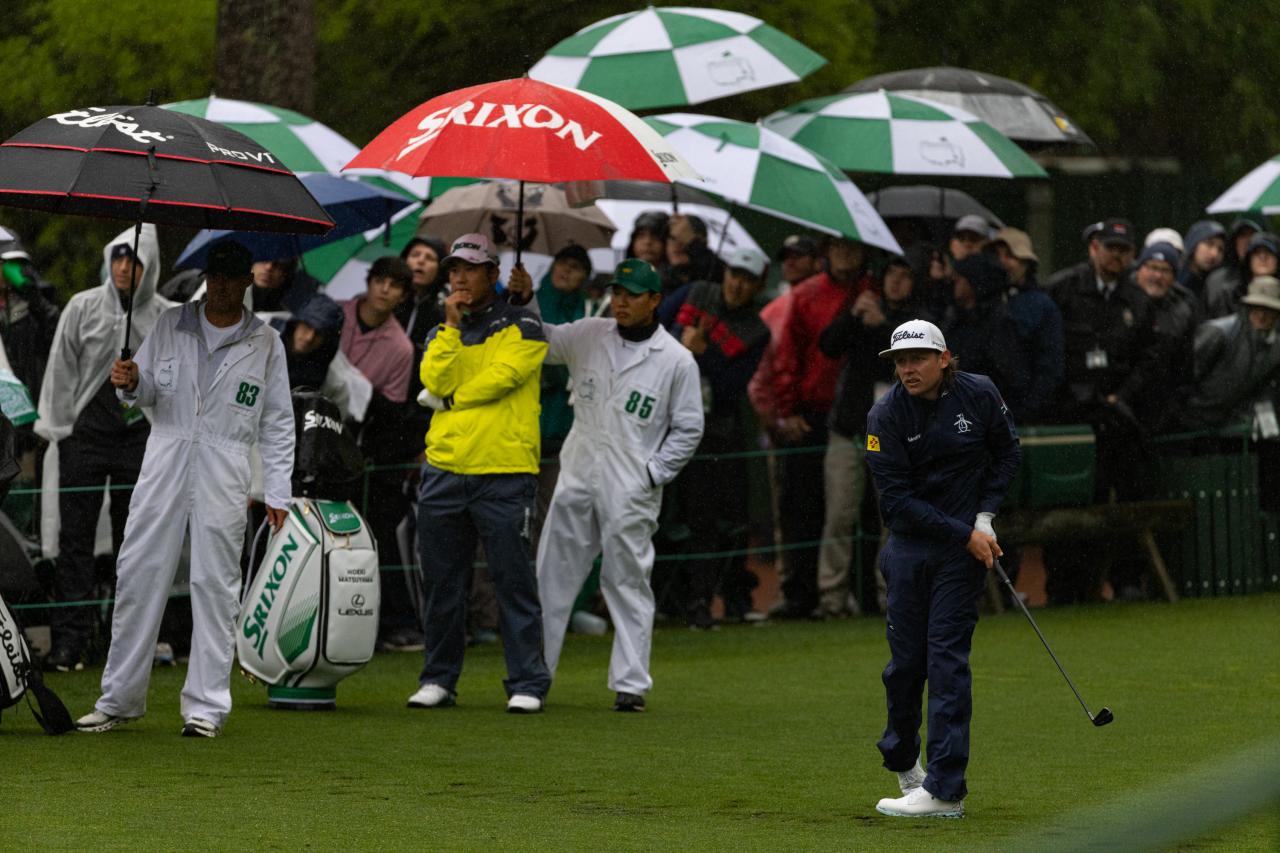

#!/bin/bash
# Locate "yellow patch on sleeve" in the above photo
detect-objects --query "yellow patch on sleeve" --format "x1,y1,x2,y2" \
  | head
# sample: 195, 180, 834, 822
866, 434, 881, 452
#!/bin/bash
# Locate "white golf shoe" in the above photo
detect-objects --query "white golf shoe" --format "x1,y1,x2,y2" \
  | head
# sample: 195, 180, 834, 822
896, 758, 926, 793
407, 683, 456, 708
875, 785, 964, 818
506, 693, 543, 714
75, 709, 139, 733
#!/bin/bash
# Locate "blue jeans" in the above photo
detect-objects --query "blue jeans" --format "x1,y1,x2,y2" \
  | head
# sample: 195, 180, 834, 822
877, 534, 985, 801
417, 464, 550, 698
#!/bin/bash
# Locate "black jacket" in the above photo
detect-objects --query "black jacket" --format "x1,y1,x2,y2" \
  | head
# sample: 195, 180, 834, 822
1046, 263, 1162, 417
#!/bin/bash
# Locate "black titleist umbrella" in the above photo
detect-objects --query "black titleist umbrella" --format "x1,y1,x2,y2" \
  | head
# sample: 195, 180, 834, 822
846, 67, 1093, 149
0, 99, 334, 356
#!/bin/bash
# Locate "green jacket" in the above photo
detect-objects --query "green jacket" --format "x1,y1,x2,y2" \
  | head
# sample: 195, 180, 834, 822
536, 277, 585, 443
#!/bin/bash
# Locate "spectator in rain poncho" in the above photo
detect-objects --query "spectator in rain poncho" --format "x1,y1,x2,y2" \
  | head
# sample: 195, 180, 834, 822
35, 224, 172, 672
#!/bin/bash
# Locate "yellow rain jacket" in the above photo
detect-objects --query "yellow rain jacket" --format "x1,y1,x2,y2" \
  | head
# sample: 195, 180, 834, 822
420, 298, 546, 474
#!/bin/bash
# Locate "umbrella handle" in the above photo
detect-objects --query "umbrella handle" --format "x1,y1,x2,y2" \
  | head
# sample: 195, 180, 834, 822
121, 216, 145, 362
122, 147, 159, 361
514, 180, 525, 269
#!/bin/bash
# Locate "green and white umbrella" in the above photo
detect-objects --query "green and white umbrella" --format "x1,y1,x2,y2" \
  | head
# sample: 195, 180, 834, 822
164, 95, 479, 286
1207, 155, 1280, 215
529, 6, 826, 111
163, 94, 470, 199
645, 113, 902, 254
763, 90, 1048, 179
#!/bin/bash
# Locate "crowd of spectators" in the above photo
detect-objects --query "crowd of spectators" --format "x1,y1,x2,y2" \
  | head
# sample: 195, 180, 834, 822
7, 200, 1280, 669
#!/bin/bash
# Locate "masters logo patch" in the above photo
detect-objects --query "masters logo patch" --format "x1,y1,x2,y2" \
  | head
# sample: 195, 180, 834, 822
867, 435, 881, 452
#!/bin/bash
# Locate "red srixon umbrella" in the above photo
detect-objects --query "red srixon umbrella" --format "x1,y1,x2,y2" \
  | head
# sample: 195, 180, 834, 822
346, 77, 698, 264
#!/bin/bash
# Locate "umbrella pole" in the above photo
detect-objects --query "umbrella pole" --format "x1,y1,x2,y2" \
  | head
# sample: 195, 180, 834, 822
715, 203, 734, 257
670, 182, 680, 215
123, 145, 159, 361
515, 180, 525, 268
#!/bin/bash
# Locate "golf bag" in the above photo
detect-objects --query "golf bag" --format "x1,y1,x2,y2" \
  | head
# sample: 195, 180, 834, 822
236, 390, 378, 709
0, 592, 73, 734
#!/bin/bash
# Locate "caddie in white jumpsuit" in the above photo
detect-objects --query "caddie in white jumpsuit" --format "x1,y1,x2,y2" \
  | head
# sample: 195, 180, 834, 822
77, 240, 294, 738
511, 258, 703, 711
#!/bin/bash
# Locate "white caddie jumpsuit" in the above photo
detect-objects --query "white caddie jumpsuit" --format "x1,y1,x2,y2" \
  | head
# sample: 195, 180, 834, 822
96, 301, 293, 727
536, 318, 703, 695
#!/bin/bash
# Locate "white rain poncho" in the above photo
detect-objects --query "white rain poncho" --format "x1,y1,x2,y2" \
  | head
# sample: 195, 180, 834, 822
36, 224, 173, 557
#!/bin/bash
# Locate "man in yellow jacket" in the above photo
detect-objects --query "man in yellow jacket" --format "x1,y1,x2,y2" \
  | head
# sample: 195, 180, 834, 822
408, 233, 551, 713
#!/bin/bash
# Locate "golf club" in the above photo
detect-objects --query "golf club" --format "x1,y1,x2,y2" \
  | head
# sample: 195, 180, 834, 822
993, 558, 1114, 727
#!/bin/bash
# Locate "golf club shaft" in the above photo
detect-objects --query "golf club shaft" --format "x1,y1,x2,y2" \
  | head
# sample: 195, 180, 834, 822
992, 558, 1096, 719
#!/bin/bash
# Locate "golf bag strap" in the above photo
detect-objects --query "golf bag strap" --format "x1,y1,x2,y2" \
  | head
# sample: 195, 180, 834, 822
23, 666, 73, 735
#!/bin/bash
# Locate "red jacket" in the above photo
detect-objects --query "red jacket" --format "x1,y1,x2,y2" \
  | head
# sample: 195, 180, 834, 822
771, 270, 877, 418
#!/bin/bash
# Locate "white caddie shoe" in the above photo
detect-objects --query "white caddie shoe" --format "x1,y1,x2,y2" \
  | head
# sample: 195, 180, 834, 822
181, 718, 220, 738
896, 758, 926, 793
505, 693, 543, 714
75, 709, 140, 733
875, 785, 964, 818
407, 683, 456, 708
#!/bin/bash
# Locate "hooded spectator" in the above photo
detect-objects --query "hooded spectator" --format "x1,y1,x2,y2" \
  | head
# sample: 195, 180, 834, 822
250, 256, 321, 315
1183, 276, 1280, 429
35, 224, 173, 671
664, 214, 723, 293
1132, 242, 1201, 430
1178, 220, 1227, 300
0, 230, 59, 411
281, 293, 344, 390
627, 210, 668, 268
1204, 232, 1280, 319
947, 251, 1063, 424
1224, 217, 1263, 270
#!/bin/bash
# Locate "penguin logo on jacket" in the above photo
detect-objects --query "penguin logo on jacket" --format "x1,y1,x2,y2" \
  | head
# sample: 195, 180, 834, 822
954, 413, 973, 433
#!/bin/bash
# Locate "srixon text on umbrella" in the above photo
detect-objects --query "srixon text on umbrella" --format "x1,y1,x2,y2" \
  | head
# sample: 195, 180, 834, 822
398, 101, 603, 160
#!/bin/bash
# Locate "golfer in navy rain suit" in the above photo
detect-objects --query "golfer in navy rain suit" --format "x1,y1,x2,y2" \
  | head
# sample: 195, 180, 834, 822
865, 319, 1020, 818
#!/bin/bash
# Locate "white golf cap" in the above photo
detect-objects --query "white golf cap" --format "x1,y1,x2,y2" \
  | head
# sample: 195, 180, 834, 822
724, 246, 768, 278
879, 319, 947, 359
444, 233, 499, 266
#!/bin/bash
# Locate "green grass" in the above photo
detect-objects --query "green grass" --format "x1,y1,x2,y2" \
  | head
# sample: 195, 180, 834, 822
5, 596, 1278, 851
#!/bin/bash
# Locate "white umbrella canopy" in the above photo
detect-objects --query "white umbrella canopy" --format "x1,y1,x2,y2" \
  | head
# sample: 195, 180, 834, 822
595, 198, 762, 263
529, 6, 826, 110
1207, 155, 1280, 215
645, 113, 902, 254
763, 90, 1048, 179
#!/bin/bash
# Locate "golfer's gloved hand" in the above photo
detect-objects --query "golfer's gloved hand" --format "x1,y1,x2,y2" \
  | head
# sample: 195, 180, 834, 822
975, 512, 997, 541
416, 389, 452, 411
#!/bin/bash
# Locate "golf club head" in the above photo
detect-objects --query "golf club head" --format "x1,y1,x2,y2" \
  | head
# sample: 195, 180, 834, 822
1091, 707, 1114, 727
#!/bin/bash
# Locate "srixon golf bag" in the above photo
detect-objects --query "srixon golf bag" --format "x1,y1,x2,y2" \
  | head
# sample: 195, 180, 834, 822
1, 590, 74, 734
235, 391, 379, 710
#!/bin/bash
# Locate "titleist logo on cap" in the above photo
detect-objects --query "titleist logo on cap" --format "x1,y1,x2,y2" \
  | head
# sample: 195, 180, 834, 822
893, 330, 927, 342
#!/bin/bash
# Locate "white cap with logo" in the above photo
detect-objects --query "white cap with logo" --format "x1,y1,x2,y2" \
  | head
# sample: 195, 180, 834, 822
879, 319, 947, 359
444, 232, 499, 266
724, 246, 769, 278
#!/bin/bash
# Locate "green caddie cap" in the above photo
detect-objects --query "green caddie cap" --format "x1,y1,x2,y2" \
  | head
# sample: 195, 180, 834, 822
609, 258, 662, 294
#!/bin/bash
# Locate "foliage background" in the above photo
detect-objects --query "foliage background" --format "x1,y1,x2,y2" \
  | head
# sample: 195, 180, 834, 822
1, 0, 1277, 297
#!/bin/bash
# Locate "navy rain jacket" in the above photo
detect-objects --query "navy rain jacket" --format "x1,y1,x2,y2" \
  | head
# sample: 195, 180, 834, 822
865, 372, 1021, 547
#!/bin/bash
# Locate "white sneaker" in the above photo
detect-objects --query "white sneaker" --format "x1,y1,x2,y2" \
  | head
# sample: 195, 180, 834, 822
181, 718, 220, 738
75, 709, 139, 733
506, 693, 543, 714
875, 785, 964, 818
896, 758, 926, 793
407, 683, 456, 708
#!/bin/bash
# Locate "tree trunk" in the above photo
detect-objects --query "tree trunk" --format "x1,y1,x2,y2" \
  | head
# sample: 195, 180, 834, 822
215, 0, 315, 113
